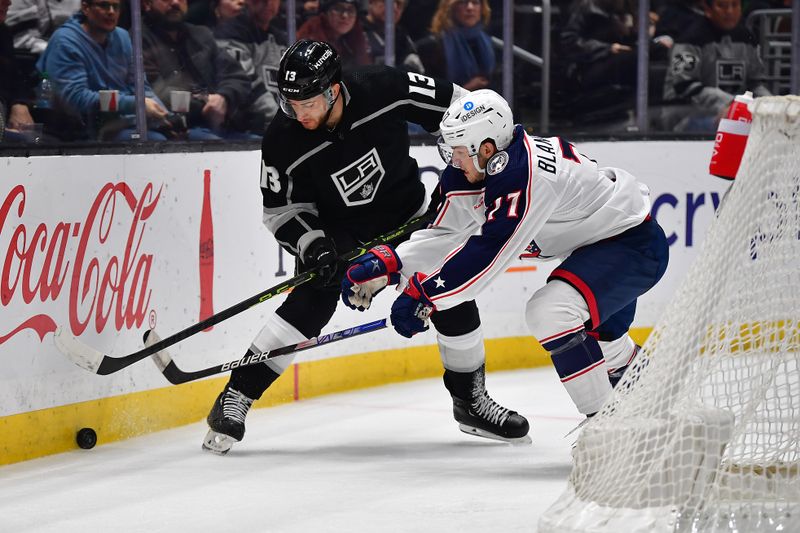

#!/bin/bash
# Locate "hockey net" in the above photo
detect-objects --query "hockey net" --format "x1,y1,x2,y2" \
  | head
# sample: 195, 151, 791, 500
539, 95, 800, 533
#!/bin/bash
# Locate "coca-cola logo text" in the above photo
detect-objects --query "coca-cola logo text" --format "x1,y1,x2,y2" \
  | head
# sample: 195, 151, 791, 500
0, 182, 161, 344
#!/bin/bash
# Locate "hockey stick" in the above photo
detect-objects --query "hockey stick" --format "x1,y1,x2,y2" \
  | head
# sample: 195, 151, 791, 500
53, 213, 431, 376
146, 319, 388, 385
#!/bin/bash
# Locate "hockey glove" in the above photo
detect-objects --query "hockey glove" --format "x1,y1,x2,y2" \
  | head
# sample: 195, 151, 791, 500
341, 245, 403, 311
302, 236, 339, 288
390, 273, 435, 338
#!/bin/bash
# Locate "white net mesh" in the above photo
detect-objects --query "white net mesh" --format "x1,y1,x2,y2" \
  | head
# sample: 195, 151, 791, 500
539, 96, 800, 533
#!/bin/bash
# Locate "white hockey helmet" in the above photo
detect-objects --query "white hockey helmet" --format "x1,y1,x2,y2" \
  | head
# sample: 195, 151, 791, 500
437, 89, 514, 167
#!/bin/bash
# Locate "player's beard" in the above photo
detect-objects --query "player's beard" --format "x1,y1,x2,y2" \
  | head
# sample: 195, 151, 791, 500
298, 115, 324, 130
296, 89, 339, 131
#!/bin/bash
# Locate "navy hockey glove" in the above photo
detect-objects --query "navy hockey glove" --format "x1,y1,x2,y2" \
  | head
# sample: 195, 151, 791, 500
390, 273, 435, 338
341, 245, 403, 311
302, 236, 339, 288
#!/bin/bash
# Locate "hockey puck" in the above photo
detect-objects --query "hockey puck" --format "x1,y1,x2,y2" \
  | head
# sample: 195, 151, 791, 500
76, 427, 97, 449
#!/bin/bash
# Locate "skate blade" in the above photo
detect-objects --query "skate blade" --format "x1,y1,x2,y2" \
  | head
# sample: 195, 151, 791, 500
458, 424, 532, 445
564, 417, 590, 439
202, 429, 238, 455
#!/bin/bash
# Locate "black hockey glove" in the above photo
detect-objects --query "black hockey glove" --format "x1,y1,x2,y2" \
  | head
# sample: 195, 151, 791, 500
302, 236, 339, 288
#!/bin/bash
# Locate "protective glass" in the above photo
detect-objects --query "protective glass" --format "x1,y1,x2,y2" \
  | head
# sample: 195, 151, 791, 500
436, 136, 454, 166
436, 137, 471, 169
279, 91, 328, 119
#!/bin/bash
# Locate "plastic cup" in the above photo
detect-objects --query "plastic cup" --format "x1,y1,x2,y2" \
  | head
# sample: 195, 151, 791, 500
99, 90, 119, 112
170, 90, 191, 113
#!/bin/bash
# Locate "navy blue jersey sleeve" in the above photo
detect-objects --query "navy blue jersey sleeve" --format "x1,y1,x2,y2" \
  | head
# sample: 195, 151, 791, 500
415, 133, 561, 310
421, 169, 529, 302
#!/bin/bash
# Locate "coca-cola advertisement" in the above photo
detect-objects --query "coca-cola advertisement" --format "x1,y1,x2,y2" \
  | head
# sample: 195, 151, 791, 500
1, 181, 158, 343
0, 151, 276, 416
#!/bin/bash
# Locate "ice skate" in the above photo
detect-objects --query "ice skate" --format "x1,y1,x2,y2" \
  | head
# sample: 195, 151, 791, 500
445, 365, 531, 445
608, 344, 644, 389
202, 385, 254, 455
452, 391, 532, 445
564, 347, 642, 440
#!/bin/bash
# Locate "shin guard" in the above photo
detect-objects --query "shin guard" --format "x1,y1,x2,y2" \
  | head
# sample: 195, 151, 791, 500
545, 330, 613, 415
437, 327, 485, 373
228, 314, 308, 400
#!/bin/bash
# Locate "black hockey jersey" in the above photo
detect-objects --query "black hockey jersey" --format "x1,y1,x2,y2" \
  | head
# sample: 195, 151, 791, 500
260, 65, 459, 257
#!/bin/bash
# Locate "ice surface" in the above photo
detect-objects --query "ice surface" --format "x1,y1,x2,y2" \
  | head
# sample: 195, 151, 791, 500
0, 368, 578, 532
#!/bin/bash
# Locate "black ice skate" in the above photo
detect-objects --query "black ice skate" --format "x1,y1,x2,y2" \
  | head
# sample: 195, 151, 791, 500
202, 385, 255, 455
608, 344, 644, 389
444, 365, 531, 445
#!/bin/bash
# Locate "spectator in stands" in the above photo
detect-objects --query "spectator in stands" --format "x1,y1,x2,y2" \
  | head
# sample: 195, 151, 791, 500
213, 0, 244, 22
36, 0, 173, 141
402, 0, 437, 41
142, 0, 254, 139
416, 0, 495, 90
185, 0, 245, 27
655, 0, 705, 45
362, 0, 424, 73
1, 0, 37, 142
560, 0, 637, 93
297, 0, 370, 70
662, 0, 771, 132
559, 0, 670, 113
215, 0, 286, 134
297, 0, 318, 25
4, 0, 80, 54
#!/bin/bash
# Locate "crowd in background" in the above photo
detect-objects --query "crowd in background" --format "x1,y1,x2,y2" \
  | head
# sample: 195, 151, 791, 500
0, 0, 793, 143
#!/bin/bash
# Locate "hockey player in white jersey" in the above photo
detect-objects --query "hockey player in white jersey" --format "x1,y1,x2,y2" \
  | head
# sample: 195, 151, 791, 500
342, 89, 669, 418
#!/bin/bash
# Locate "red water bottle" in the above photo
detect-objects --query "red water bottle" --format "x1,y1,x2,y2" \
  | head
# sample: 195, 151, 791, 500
199, 169, 215, 331
709, 91, 754, 180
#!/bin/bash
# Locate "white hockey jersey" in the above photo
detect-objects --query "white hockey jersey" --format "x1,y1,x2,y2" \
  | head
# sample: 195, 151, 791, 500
396, 125, 651, 311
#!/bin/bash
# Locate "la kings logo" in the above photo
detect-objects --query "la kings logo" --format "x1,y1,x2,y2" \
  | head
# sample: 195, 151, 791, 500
716, 59, 746, 94
331, 148, 386, 206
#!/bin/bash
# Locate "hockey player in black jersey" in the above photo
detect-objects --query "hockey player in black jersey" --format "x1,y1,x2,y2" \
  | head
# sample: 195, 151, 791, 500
204, 40, 530, 454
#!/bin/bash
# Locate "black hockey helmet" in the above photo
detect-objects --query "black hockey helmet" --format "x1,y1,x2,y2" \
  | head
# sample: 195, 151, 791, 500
277, 40, 342, 110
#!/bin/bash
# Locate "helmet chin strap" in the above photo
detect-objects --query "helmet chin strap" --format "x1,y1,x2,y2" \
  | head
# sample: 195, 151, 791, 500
471, 154, 486, 174
323, 86, 340, 130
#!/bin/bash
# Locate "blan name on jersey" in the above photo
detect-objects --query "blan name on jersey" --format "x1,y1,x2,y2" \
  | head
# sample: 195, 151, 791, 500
532, 137, 557, 175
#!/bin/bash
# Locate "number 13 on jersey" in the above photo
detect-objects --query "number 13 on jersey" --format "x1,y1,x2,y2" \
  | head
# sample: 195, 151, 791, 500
407, 72, 436, 99
261, 160, 281, 193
